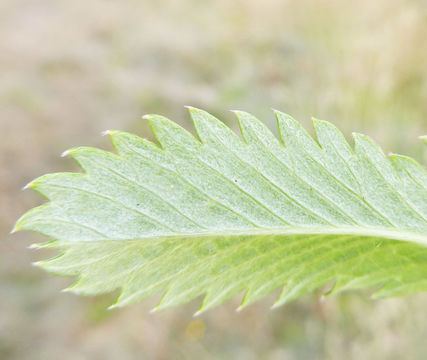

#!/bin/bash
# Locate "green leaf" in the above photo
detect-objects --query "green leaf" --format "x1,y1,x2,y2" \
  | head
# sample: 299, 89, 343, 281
14, 107, 427, 313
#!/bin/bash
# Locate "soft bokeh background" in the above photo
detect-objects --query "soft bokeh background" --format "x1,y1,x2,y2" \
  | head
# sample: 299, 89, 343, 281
1, 0, 427, 359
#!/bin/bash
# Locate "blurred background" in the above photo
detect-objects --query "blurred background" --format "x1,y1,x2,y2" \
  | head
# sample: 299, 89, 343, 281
1, 0, 427, 359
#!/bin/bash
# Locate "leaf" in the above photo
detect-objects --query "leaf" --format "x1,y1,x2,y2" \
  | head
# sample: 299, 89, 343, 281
14, 107, 427, 313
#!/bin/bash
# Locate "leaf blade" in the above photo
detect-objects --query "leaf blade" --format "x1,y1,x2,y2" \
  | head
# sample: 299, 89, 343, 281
15, 108, 427, 312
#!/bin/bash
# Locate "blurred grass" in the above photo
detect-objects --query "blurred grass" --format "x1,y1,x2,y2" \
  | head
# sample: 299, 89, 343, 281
1, 0, 426, 359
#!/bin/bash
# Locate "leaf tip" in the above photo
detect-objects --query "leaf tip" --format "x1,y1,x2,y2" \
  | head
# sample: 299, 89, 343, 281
10, 217, 24, 234
186, 106, 215, 122
61, 149, 70, 158
193, 309, 202, 317
9, 224, 18, 234
101, 130, 115, 137
351, 132, 367, 141
272, 109, 292, 118
185, 105, 206, 114
229, 109, 245, 115
142, 113, 170, 127
270, 302, 280, 310
149, 306, 159, 314
273, 110, 300, 131
22, 180, 34, 191
352, 132, 381, 153
193, 301, 210, 316
231, 109, 256, 129
352, 132, 368, 147
311, 117, 329, 127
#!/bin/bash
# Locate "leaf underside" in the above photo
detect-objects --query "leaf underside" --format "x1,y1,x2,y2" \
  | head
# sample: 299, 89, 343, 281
14, 108, 427, 313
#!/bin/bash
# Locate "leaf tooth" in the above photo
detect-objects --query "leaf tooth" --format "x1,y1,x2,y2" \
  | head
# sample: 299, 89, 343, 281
233, 110, 280, 149
321, 279, 338, 296
114, 286, 158, 309
11, 214, 25, 234
153, 279, 204, 312
61, 146, 114, 173
34, 251, 84, 278
188, 106, 243, 147
370, 279, 401, 299
237, 282, 284, 311
100, 129, 114, 137
195, 295, 217, 315
151, 288, 197, 312
60, 279, 95, 295
144, 113, 200, 150
390, 153, 415, 163
28, 240, 56, 249
311, 118, 361, 194
109, 293, 129, 309
311, 118, 330, 145
105, 129, 123, 145
352, 132, 393, 168
352, 132, 382, 153
63, 269, 122, 296
372, 278, 427, 299
24, 173, 86, 200
196, 282, 246, 315
390, 153, 427, 192
14, 202, 107, 241
106, 285, 133, 310
60, 149, 72, 158
272, 285, 302, 309
61, 146, 103, 164
24, 174, 52, 193
13, 203, 57, 233
107, 303, 120, 310
312, 118, 354, 158
236, 288, 263, 312
273, 111, 293, 147
390, 154, 427, 216
108, 130, 158, 156
101, 129, 126, 152
232, 110, 263, 142
354, 132, 427, 228
275, 111, 321, 152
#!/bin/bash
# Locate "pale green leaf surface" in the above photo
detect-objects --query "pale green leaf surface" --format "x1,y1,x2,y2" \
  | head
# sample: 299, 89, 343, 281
14, 108, 427, 313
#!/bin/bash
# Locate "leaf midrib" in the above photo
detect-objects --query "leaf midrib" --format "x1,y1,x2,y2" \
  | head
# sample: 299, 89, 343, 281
52, 227, 427, 247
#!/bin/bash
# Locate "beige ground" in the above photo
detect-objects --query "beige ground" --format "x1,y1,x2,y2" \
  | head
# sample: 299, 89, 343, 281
1, 0, 427, 359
